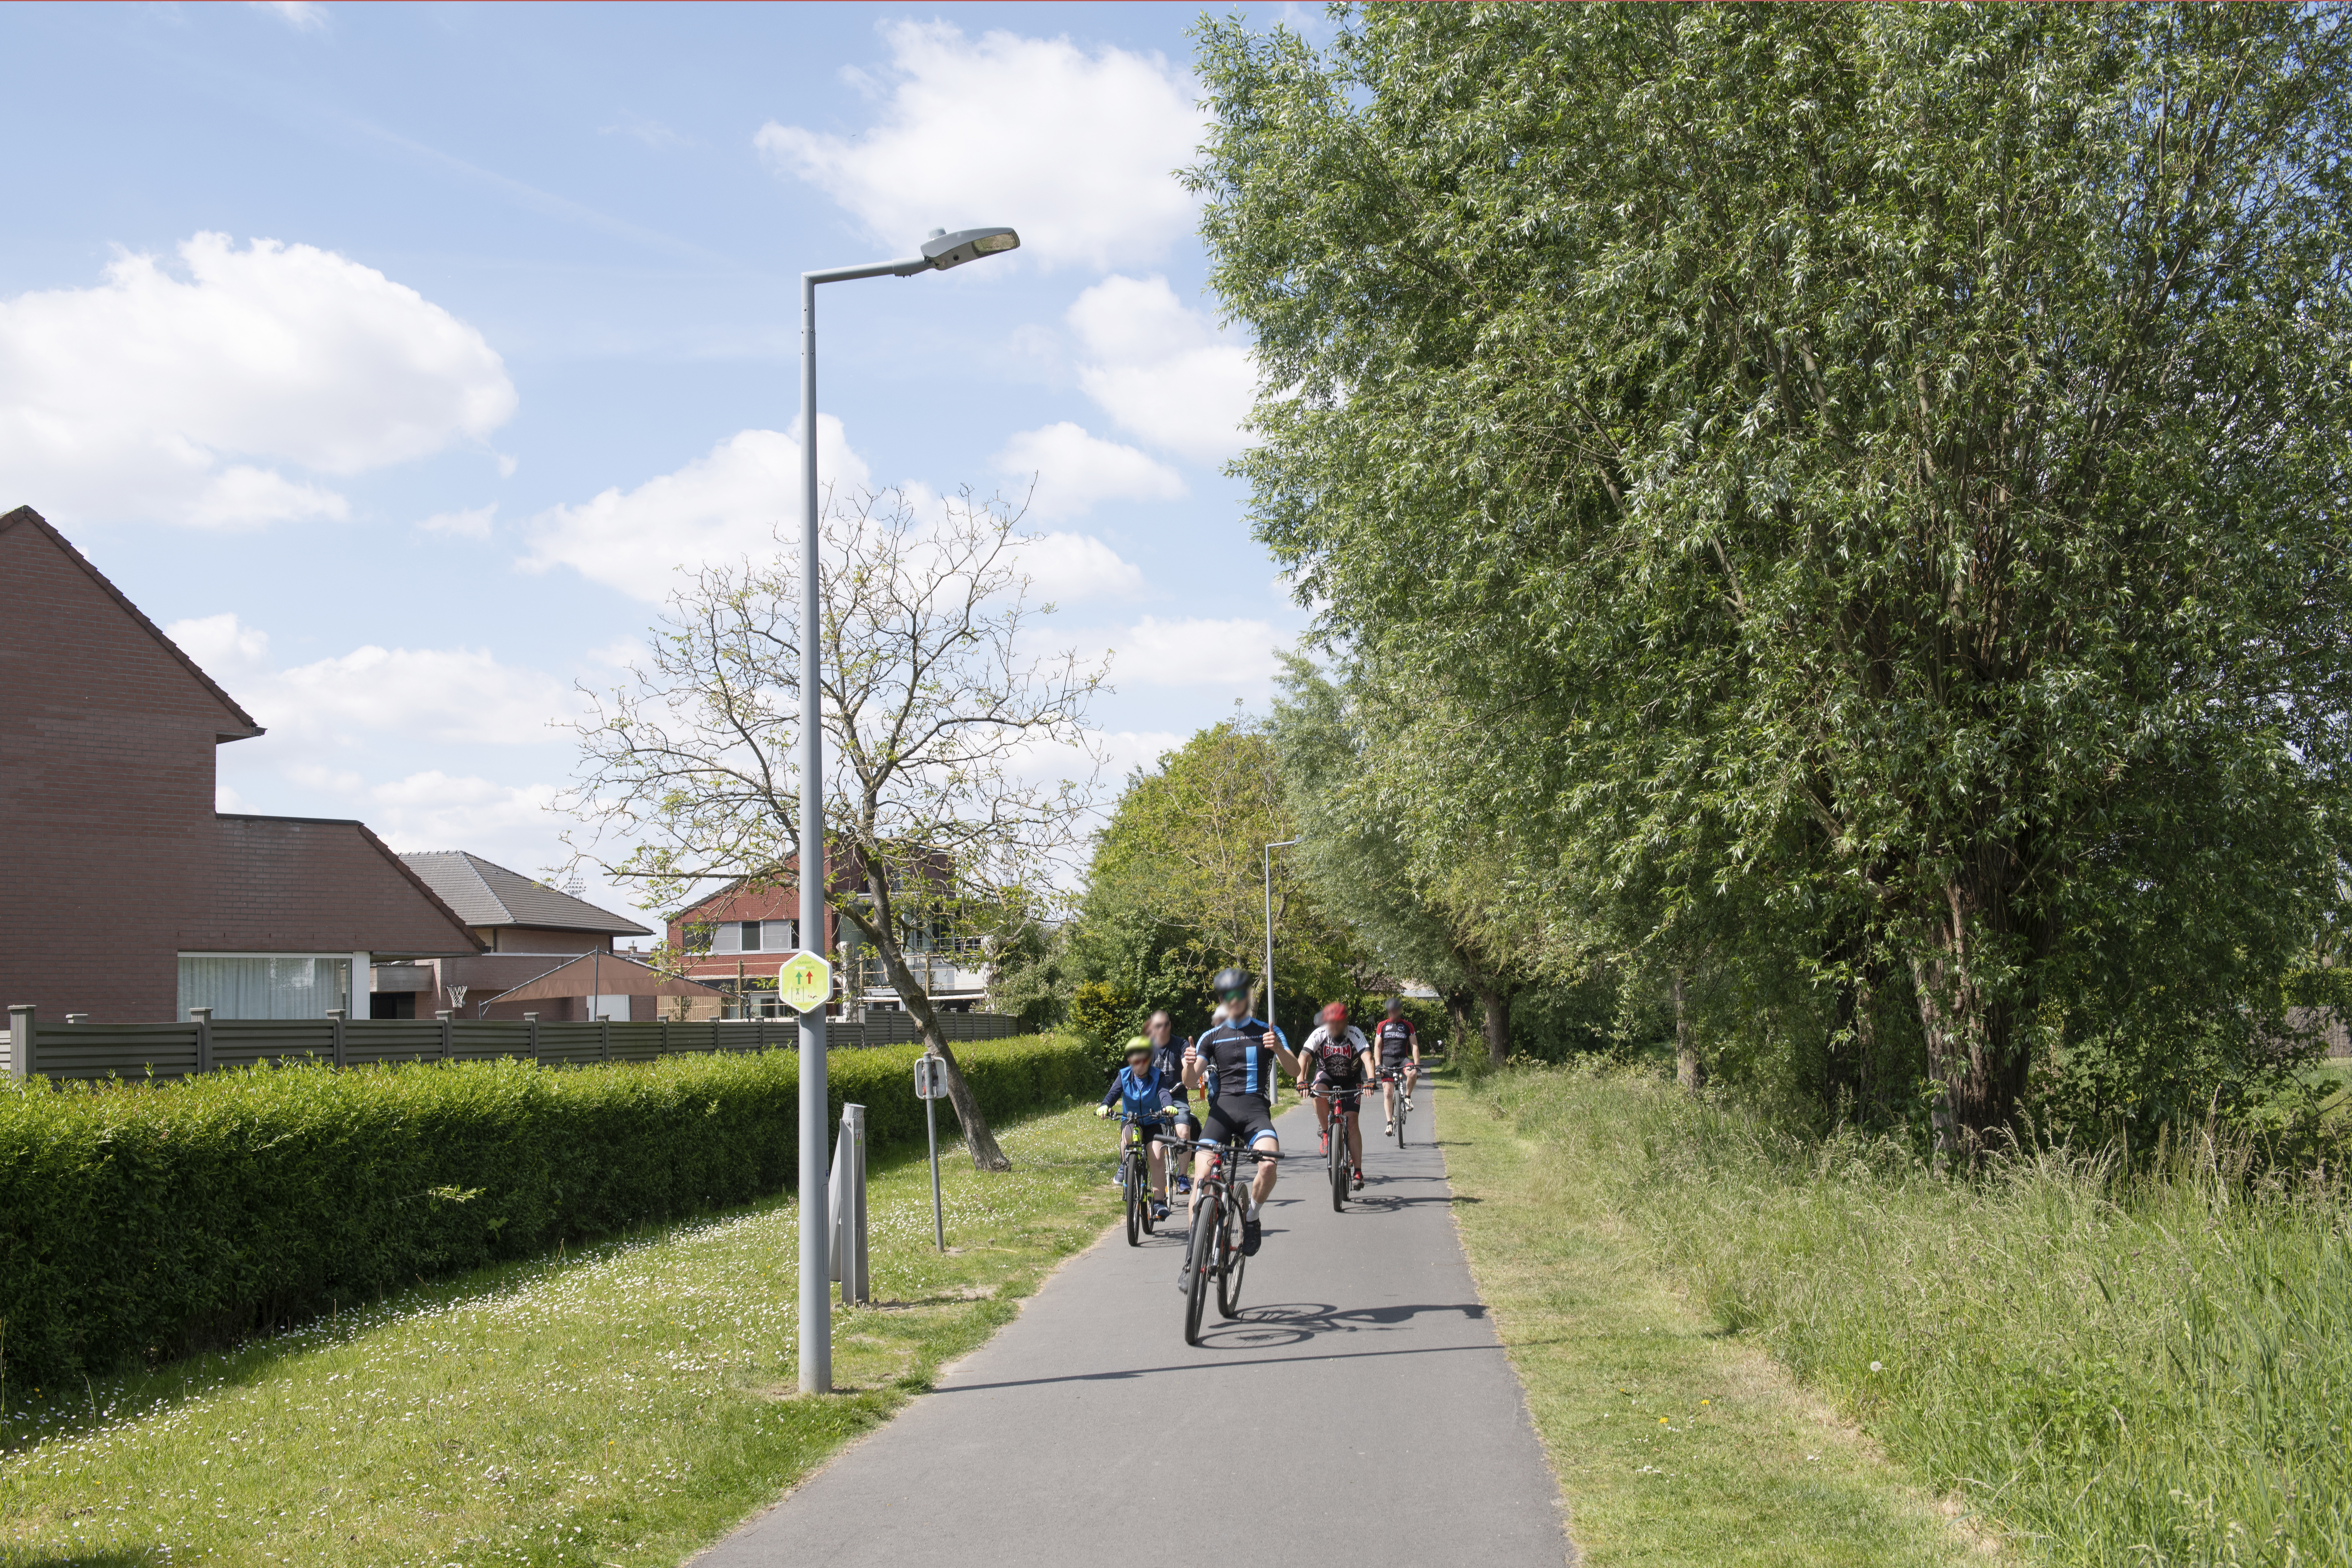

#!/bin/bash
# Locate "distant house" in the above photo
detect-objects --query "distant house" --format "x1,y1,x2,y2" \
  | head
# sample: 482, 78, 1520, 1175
0, 505, 481, 1023
376, 853, 656, 1020
666, 857, 989, 1019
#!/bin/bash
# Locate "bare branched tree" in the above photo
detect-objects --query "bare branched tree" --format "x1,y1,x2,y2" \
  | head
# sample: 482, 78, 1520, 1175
561, 486, 1108, 1170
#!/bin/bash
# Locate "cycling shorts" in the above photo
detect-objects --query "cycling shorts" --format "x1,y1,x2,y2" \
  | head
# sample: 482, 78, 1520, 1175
1379, 1049, 1415, 1072
1201, 1096, 1279, 1150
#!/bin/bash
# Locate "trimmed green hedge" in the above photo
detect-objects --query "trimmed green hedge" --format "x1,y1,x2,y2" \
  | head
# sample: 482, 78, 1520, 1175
0, 1035, 1095, 1385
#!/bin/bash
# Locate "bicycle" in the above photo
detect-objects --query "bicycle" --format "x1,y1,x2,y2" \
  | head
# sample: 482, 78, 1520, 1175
1172, 1138, 1278, 1346
1378, 1066, 1413, 1149
1308, 1085, 1366, 1211
1114, 1112, 1165, 1246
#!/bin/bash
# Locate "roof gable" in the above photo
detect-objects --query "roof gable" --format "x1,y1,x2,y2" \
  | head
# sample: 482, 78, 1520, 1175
0, 505, 263, 741
401, 851, 653, 936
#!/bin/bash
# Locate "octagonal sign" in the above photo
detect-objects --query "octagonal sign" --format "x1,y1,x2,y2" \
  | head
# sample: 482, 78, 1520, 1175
777, 951, 834, 1013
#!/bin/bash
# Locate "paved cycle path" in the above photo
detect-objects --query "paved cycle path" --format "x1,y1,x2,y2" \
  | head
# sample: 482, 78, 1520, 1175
697, 1095, 1573, 1567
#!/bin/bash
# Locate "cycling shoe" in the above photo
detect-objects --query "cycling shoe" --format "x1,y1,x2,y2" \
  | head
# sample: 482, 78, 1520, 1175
1241, 1216, 1263, 1256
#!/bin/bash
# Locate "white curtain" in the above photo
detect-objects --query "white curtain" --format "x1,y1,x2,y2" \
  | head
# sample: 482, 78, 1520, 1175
178, 956, 352, 1020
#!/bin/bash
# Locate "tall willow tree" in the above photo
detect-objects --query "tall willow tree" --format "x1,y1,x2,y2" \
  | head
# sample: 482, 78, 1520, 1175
1195, 4, 2352, 1151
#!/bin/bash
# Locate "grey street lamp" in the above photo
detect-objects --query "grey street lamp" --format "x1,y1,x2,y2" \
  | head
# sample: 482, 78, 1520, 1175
797, 224, 1020, 1396
1264, 839, 1300, 1036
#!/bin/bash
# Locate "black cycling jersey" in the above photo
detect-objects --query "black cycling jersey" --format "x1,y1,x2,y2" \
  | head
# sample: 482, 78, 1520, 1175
1196, 1015, 1286, 1102
1302, 1024, 1370, 1089
1148, 1039, 1193, 1101
1374, 1017, 1418, 1067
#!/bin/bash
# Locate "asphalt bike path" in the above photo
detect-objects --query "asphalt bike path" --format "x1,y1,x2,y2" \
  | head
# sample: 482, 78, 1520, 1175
697, 1093, 1573, 1567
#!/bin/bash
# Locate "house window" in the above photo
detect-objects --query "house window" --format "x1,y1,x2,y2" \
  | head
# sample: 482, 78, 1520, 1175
178, 956, 352, 1020
740, 920, 762, 952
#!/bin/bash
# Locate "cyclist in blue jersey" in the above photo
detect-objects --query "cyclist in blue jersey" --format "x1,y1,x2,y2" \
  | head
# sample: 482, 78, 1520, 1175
1096, 1036, 1176, 1220
1181, 966, 1298, 1256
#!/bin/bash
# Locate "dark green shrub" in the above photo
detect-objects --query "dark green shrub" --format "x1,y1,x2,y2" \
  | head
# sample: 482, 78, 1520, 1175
0, 1035, 1093, 1385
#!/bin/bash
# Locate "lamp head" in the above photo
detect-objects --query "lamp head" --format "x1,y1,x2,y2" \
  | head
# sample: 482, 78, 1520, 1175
919, 226, 1020, 270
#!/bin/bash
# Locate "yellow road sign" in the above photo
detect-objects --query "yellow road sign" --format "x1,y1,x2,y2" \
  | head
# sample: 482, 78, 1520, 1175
777, 951, 834, 1013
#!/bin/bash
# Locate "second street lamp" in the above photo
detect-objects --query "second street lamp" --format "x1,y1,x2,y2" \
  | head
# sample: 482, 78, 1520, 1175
796, 224, 1020, 1396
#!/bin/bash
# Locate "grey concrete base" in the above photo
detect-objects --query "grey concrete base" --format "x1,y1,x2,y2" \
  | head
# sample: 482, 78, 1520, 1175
696, 1095, 1573, 1567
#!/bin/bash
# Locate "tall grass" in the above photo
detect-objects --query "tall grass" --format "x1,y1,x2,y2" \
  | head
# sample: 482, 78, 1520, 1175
1472, 1064, 2352, 1566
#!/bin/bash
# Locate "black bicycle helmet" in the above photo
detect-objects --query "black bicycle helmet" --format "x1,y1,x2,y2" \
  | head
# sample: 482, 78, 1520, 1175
1209, 966, 1253, 999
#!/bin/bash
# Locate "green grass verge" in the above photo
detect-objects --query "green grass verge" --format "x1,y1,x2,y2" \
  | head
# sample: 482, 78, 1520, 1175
1434, 1070, 1990, 1568
0, 1097, 1122, 1568
1449, 1062, 2352, 1567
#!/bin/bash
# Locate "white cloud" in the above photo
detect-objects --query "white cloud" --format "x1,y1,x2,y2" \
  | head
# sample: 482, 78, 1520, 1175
252, 1, 326, 31
755, 21, 1204, 272
0, 234, 514, 529
519, 421, 869, 600
1068, 275, 1254, 463
995, 421, 1184, 521
164, 612, 577, 747
1020, 531, 1144, 604
1115, 614, 1283, 689
418, 503, 496, 539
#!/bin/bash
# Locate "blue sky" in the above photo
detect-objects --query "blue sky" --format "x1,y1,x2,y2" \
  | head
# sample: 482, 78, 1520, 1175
1, 1, 1315, 925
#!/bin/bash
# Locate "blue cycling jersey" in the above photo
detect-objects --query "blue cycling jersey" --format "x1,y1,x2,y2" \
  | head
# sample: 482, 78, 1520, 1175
1100, 1064, 1174, 1121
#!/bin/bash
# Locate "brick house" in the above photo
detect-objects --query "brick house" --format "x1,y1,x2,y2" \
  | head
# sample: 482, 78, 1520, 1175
667, 859, 989, 1019
0, 505, 482, 1021
375, 852, 657, 1020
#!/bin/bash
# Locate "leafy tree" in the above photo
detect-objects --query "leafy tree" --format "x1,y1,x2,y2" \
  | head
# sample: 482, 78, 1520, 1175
1267, 656, 1542, 1066
1074, 721, 1359, 1045
564, 487, 1107, 1171
1193, 3, 2352, 1153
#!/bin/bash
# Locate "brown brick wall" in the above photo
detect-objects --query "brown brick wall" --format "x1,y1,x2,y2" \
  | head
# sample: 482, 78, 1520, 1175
0, 508, 477, 1021
0, 511, 249, 1020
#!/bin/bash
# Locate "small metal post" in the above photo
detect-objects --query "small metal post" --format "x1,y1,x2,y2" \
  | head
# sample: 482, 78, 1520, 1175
326, 1007, 346, 1069
435, 1009, 452, 1063
600, 1016, 612, 1062
524, 1013, 539, 1064
848, 1104, 869, 1302
189, 1006, 212, 1075
6, 1004, 32, 1082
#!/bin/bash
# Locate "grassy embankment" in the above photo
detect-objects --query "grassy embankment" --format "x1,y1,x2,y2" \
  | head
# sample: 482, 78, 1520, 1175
1440, 1062, 2352, 1568
0, 1097, 1122, 1568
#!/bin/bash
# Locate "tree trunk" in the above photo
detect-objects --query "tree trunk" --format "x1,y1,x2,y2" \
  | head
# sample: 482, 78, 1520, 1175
1673, 970, 1704, 1091
1910, 877, 2031, 1166
855, 907, 1010, 1172
1479, 981, 1511, 1069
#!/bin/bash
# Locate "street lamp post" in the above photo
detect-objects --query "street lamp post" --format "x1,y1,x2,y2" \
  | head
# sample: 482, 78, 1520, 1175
796, 225, 1020, 1396
1263, 838, 1300, 1036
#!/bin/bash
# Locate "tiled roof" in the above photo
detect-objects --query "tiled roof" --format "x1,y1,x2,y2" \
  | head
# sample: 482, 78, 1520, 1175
400, 851, 653, 936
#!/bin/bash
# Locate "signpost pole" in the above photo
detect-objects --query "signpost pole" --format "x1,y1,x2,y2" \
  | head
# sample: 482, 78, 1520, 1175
925, 1055, 945, 1251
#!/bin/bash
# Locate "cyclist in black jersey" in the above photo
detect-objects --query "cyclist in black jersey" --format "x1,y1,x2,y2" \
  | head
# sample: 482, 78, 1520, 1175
1142, 1010, 1198, 1194
1181, 967, 1299, 1256
1372, 997, 1420, 1135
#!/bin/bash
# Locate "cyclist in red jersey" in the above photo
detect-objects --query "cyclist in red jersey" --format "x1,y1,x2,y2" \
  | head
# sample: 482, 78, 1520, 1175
1297, 1000, 1374, 1189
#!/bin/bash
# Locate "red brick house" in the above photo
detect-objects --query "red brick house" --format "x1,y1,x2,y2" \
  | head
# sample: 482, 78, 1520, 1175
667, 860, 989, 1019
0, 505, 482, 1021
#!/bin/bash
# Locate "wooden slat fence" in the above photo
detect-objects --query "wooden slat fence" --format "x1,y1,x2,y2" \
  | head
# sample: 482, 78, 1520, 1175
0, 1009, 1020, 1084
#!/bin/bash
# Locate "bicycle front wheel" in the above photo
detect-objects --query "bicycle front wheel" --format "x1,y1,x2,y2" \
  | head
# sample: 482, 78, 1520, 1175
1183, 1193, 1216, 1345
1123, 1152, 1142, 1246
1395, 1099, 1408, 1149
1330, 1127, 1346, 1211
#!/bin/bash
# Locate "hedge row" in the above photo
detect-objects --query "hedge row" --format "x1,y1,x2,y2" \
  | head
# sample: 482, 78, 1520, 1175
0, 1035, 1097, 1385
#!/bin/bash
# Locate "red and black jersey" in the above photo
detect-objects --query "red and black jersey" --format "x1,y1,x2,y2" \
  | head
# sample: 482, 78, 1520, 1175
1302, 1023, 1371, 1088
1374, 1017, 1418, 1065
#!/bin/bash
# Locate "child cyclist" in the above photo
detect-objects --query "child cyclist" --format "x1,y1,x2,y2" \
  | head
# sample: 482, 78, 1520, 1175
1096, 1035, 1177, 1220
